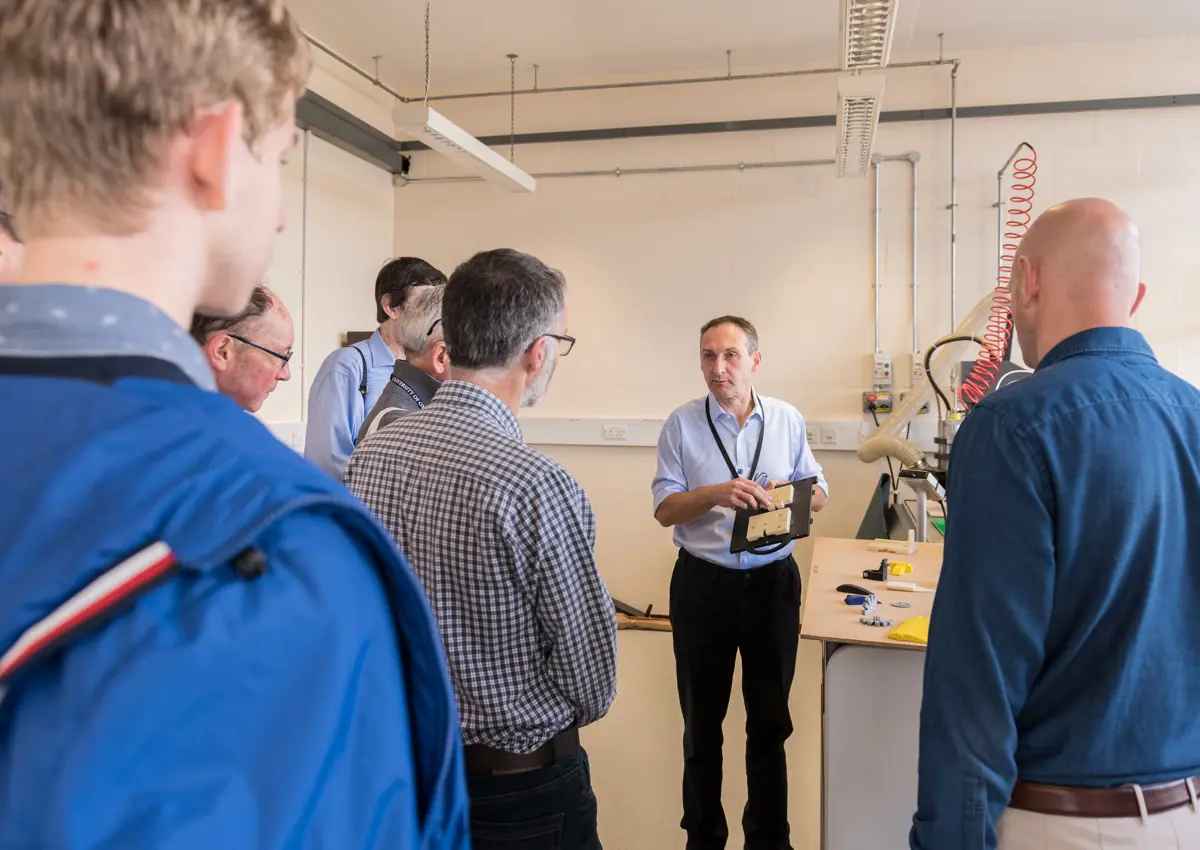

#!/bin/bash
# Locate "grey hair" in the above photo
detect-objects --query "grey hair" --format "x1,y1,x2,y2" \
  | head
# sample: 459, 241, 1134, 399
399, 284, 445, 359
700, 315, 759, 354
190, 284, 274, 344
443, 249, 565, 370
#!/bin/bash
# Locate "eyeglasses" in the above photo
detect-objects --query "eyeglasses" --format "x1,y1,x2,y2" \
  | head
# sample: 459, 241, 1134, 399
0, 212, 21, 244
229, 333, 292, 366
427, 318, 442, 337
543, 334, 576, 356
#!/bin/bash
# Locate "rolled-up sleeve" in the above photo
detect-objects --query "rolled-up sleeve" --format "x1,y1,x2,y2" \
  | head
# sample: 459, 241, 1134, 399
651, 413, 688, 514
910, 407, 1055, 850
791, 414, 828, 496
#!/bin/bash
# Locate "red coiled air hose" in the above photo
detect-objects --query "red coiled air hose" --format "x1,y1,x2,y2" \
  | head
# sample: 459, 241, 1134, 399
959, 147, 1038, 405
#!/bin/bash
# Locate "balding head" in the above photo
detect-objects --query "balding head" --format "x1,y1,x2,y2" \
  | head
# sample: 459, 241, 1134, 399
1009, 198, 1146, 367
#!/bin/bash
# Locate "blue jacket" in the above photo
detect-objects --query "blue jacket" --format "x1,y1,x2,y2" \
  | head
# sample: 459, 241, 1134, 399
0, 364, 470, 849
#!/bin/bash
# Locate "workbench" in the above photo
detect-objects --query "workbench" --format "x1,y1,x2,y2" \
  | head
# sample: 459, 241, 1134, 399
799, 537, 943, 850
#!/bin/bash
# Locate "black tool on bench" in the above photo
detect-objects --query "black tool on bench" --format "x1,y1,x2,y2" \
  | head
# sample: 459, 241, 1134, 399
862, 558, 890, 582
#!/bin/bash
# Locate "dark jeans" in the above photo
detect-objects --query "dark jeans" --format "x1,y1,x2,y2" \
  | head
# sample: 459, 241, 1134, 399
670, 550, 801, 850
467, 748, 602, 849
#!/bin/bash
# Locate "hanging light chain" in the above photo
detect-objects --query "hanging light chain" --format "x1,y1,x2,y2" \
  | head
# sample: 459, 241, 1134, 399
507, 53, 518, 162
424, 1, 431, 106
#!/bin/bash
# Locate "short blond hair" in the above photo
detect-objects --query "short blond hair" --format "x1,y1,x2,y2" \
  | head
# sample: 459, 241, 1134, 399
0, 0, 310, 236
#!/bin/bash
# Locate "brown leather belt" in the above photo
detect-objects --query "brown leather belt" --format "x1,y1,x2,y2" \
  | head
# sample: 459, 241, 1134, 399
1011, 778, 1200, 819
463, 728, 580, 774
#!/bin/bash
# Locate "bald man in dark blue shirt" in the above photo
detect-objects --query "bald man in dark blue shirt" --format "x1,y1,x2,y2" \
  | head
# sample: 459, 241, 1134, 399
911, 199, 1200, 850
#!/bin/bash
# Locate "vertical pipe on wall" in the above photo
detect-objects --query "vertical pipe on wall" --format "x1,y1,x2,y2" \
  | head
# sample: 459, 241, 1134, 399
873, 157, 882, 353
300, 128, 311, 420
949, 61, 959, 329
910, 153, 920, 357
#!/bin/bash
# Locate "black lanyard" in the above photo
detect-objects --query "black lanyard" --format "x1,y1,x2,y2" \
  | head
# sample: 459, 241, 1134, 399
705, 394, 765, 481
389, 374, 426, 410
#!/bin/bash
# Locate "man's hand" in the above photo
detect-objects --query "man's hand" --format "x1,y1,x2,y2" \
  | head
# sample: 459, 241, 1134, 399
765, 479, 790, 490
706, 478, 772, 511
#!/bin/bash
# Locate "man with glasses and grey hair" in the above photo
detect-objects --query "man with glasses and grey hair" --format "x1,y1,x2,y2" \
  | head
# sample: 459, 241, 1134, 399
347, 248, 617, 849
0, 183, 23, 281
191, 284, 293, 413
358, 283, 448, 441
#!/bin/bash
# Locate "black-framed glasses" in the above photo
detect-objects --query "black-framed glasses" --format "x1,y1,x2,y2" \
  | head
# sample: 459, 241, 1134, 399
0, 212, 20, 244
229, 333, 292, 366
426, 318, 442, 337
543, 334, 576, 356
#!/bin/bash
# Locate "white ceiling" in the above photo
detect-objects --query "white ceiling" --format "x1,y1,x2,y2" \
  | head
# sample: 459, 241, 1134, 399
290, 0, 1200, 96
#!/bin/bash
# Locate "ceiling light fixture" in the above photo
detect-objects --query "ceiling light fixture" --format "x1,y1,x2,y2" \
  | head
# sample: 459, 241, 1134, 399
393, 106, 537, 192
394, 2, 536, 193
836, 72, 886, 178
840, 0, 900, 70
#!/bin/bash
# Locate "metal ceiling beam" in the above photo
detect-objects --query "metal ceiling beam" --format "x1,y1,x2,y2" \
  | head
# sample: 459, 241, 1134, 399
394, 92, 1200, 152
293, 88, 1200, 172
296, 91, 410, 174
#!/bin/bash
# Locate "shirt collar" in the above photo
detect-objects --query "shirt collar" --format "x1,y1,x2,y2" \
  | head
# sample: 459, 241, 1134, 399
391, 358, 442, 401
706, 390, 764, 424
1037, 327, 1156, 371
367, 329, 395, 368
0, 283, 215, 390
434, 380, 522, 440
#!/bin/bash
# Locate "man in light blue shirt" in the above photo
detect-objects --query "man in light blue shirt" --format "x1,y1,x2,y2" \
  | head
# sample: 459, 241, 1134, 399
653, 315, 827, 850
304, 257, 446, 479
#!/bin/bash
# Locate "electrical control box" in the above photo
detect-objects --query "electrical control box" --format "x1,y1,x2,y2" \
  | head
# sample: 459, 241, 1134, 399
873, 354, 893, 391
911, 353, 925, 387
863, 391, 892, 413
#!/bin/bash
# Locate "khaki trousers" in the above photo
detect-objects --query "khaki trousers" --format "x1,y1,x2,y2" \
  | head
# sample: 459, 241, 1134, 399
997, 804, 1200, 849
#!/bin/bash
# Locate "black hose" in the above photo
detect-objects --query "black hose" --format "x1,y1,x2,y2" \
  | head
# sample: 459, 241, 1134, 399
924, 335, 987, 411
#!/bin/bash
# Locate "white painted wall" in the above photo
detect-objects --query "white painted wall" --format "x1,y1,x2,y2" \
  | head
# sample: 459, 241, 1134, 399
256, 51, 398, 431
392, 36, 1200, 849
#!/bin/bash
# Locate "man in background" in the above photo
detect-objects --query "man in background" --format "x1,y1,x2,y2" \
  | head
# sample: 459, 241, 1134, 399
912, 199, 1200, 849
347, 249, 616, 849
0, 0, 467, 845
0, 184, 23, 280
653, 315, 827, 850
191, 284, 293, 413
304, 256, 445, 478
359, 283, 448, 440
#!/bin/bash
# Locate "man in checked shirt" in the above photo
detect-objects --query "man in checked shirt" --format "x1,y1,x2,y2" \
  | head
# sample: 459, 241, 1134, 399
347, 248, 617, 849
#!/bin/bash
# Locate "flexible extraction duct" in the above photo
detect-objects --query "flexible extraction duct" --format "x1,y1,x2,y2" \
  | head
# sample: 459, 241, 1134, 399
857, 288, 998, 466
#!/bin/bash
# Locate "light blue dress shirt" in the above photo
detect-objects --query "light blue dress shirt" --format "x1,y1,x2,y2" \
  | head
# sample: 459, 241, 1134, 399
0, 284, 216, 390
652, 392, 828, 570
304, 329, 396, 480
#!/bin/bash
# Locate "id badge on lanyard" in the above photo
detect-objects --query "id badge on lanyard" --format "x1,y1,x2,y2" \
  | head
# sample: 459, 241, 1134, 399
705, 394, 765, 482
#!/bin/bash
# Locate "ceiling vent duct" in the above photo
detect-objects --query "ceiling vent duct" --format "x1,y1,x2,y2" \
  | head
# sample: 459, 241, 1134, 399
836, 72, 886, 178
393, 106, 537, 193
840, 0, 900, 70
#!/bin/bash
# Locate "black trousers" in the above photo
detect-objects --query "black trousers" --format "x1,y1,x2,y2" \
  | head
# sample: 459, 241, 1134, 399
670, 550, 801, 850
466, 749, 602, 849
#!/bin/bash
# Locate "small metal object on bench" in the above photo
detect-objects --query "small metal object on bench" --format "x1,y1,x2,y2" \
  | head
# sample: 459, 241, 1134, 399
860, 615, 893, 628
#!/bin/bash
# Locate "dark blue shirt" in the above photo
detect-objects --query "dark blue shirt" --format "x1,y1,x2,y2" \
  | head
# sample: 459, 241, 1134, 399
911, 327, 1200, 850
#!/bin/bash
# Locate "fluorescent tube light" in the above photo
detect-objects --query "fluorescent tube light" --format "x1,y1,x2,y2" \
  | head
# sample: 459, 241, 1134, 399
840, 0, 900, 70
392, 106, 537, 193
836, 72, 886, 178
